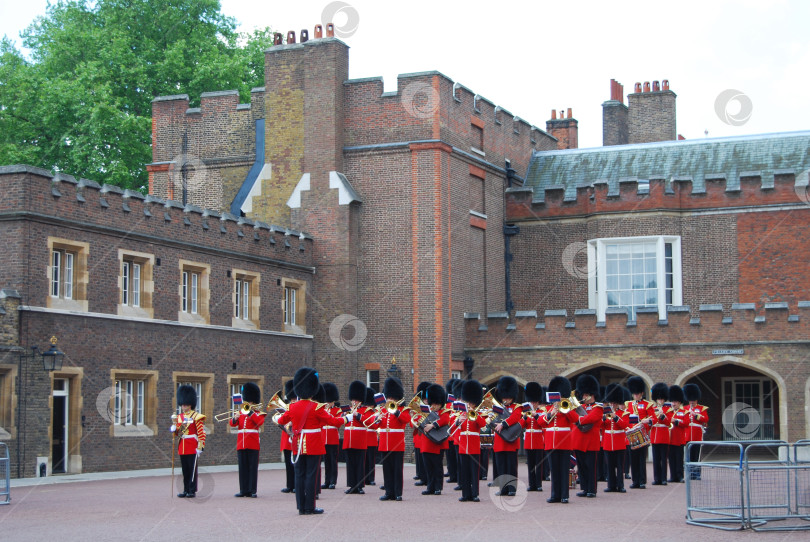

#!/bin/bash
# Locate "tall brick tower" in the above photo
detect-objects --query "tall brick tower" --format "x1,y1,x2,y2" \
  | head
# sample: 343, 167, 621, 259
602, 79, 629, 146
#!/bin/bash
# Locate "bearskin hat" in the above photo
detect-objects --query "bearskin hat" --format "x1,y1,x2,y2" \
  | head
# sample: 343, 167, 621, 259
323, 382, 339, 403
576, 374, 600, 400
284, 379, 296, 402
349, 380, 366, 402
416, 381, 431, 400
651, 382, 669, 401
683, 383, 702, 402
313, 384, 325, 404
604, 383, 624, 404
548, 376, 572, 398
524, 381, 543, 403
445, 378, 459, 395
497, 376, 519, 401
627, 376, 646, 396
426, 383, 447, 406
668, 385, 685, 404
241, 382, 261, 404
452, 379, 464, 400
461, 379, 484, 406
293, 366, 320, 399
621, 386, 632, 403
383, 377, 405, 401
363, 387, 375, 407
540, 386, 549, 404
177, 384, 197, 407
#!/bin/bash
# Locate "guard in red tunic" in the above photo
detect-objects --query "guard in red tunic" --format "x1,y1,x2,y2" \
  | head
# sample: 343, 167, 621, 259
343, 380, 370, 494
455, 379, 487, 502
230, 382, 266, 498
444, 378, 460, 486
276, 367, 348, 516
683, 383, 709, 480
648, 382, 673, 486
492, 376, 523, 497
412, 381, 431, 487
278, 379, 296, 494
625, 376, 653, 489
523, 381, 545, 492
538, 376, 579, 503
572, 374, 604, 498
376, 377, 411, 501
171, 384, 206, 498
601, 384, 629, 493
416, 383, 450, 495
363, 387, 378, 487
667, 385, 687, 483
321, 382, 340, 490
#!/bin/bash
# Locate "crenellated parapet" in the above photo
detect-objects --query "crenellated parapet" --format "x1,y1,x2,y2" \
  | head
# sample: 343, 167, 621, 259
0, 166, 314, 265
464, 302, 810, 349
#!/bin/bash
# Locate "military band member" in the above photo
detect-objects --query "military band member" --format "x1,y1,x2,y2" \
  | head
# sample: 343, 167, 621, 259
572, 374, 604, 498
279, 379, 296, 494
363, 387, 378, 486
648, 382, 673, 486
417, 383, 450, 495
601, 384, 629, 493
456, 379, 487, 502
230, 382, 266, 498
321, 382, 341, 490
539, 376, 579, 503
444, 378, 460, 485
523, 382, 545, 492
667, 384, 686, 483
171, 384, 206, 498
343, 380, 369, 494
626, 376, 653, 489
492, 376, 523, 497
413, 381, 431, 487
276, 367, 348, 516
377, 377, 411, 501
683, 383, 708, 480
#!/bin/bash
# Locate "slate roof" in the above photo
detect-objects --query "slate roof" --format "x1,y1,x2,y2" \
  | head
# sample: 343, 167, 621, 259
524, 131, 810, 202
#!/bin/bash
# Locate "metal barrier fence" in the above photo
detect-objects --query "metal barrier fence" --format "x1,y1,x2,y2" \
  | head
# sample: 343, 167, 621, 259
0, 442, 9, 505
686, 440, 810, 531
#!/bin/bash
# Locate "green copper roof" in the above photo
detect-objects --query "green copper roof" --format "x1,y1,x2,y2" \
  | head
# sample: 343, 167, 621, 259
524, 131, 810, 202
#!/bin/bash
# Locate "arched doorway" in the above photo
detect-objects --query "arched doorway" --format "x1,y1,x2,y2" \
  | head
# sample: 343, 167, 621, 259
677, 358, 782, 442
562, 362, 654, 399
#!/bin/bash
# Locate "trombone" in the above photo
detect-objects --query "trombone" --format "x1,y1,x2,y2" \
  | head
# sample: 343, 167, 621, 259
467, 388, 496, 422
214, 402, 267, 422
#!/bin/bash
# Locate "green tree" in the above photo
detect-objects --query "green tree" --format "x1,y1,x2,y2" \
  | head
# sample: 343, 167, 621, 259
0, 0, 274, 191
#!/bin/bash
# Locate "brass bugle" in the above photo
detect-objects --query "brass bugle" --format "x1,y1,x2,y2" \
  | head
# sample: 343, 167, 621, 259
214, 408, 240, 422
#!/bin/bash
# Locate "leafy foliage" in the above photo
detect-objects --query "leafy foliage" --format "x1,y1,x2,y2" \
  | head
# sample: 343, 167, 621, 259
0, 0, 274, 191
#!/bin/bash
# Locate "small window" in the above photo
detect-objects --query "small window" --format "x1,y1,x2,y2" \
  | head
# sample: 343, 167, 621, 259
366, 370, 380, 392
178, 260, 210, 324
472, 124, 484, 152
47, 238, 89, 311
118, 250, 155, 318
111, 370, 157, 436
114, 379, 145, 426
233, 270, 260, 329
280, 278, 307, 333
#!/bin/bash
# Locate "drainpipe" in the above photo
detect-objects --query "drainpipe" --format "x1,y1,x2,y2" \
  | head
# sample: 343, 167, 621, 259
504, 161, 519, 313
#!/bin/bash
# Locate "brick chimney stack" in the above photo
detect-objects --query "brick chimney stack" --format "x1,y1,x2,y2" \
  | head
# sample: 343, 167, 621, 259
602, 78, 628, 146
546, 107, 579, 150
627, 79, 676, 144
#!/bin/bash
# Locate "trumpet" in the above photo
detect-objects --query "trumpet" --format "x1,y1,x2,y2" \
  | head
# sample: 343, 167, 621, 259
363, 400, 402, 428
559, 390, 582, 414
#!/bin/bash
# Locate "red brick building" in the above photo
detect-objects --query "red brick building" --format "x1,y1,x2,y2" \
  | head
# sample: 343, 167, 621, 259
2, 29, 809, 477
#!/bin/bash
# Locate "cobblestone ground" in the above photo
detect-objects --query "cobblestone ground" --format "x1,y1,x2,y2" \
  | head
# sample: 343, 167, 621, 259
0, 463, 797, 541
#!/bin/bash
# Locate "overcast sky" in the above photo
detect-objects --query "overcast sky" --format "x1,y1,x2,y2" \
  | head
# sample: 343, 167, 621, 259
2, 0, 809, 149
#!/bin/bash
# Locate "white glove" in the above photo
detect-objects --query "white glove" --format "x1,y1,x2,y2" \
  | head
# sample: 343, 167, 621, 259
170, 425, 177, 432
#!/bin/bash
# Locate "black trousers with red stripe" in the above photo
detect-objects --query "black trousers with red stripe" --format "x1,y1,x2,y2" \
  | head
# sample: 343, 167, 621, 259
293, 454, 321, 513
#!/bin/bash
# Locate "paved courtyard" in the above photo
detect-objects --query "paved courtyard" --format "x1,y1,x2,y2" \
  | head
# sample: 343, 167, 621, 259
0, 462, 797, 541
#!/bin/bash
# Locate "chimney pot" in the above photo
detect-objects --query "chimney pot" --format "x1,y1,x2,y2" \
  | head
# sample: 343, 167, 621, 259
273, 32, 283, 45
559, 109, 565, 119
567, 107, 573, 118
652, 80, 660, 91
287, 31, 296, 44
314, 24, 323, 38
663, 79, 670, 90
634, 82, 642, 93
300, 29, 309, 43
551, 109, 557, 120
326, 23, 335, 37
643, 81, 651, 93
